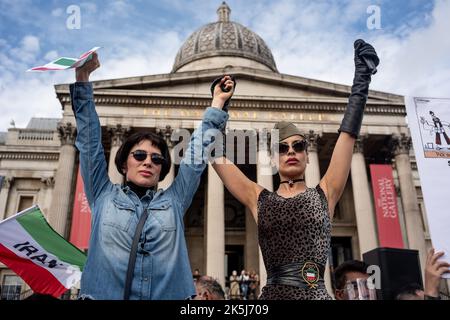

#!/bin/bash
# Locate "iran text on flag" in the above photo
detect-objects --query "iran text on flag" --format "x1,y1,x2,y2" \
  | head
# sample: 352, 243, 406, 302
0, 206, 86, 297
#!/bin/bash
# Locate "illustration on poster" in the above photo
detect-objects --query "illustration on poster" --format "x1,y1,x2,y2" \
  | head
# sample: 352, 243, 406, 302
420, 111, 450, 151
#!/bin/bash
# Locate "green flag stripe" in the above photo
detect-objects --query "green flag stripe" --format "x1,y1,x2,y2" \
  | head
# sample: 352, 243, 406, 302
53, 58, 77, 66
17, 208, 86, 270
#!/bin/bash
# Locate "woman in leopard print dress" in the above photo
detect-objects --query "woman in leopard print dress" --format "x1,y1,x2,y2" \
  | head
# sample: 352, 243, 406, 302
212, 40, 379, 299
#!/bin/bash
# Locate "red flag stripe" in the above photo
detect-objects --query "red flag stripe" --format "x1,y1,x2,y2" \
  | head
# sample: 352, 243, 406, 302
0, 243, 68, 298
31, 67, 66, 71
78, 50, 94, 59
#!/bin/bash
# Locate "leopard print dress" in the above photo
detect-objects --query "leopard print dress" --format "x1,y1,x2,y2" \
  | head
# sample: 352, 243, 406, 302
258, 185, 332, 300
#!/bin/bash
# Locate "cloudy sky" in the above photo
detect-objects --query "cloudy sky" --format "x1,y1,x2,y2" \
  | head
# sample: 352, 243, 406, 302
0, 0, 449, 131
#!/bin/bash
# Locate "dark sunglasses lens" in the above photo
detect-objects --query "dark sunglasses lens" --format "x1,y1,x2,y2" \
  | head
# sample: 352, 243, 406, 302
132, 151, 147, 161
293, 141, 307, 152
151, 154, 165, 165
278, 143, 289, 154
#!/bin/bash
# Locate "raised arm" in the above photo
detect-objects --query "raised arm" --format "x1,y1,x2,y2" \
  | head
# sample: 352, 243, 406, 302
320, 40, 379, 218
212, 157, 263, 222
71, 53, 112, 207
319, 133, 355, 217
424, 248, 450, 299
166, 76, 236, 214
208, 76, 263, 221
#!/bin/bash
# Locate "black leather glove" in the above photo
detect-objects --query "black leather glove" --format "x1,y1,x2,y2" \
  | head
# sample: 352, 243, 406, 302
210, 75, 236, 113
209, 76, 236, 160
339, 39, 380, 138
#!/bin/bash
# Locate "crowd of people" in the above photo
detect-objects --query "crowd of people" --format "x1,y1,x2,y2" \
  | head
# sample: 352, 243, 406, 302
227, 270, 259, 300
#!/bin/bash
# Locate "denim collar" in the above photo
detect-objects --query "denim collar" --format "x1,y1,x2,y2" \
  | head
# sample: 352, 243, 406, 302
122, 185, 155, 203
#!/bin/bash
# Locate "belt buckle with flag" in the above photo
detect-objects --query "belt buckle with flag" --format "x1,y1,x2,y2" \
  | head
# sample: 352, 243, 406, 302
301, 261, 320, 289
0, 205, 86, 298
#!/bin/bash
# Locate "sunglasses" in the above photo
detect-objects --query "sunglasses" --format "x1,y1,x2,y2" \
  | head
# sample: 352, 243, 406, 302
130, 150, 166, 165
275, 140, 307, 154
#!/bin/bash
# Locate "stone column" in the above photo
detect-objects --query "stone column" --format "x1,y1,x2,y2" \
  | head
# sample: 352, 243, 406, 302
350, 137, 378, 257
393, 134, 427, 268
40, 177, 55, 219
0, 177, 13, 220
107, 125, 129, 185
256, 129, 273, 290
50, 123, 77, 238
304, 130, 321, 188
205, 163, 225, 288
157, 126, 175, 190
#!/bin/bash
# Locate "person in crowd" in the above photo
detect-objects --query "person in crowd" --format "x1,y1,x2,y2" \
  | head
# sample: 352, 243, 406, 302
229, 270, 240, 299
71, 52, 235, 299
239, 269, 250, 300
193, 276, 225, 300
334, 260, 371, 300
210, 40, 379, 299
423, 248, 450, 300
395, 283, 424, 300
396, 248, 450, 300
248, 270, 259, 300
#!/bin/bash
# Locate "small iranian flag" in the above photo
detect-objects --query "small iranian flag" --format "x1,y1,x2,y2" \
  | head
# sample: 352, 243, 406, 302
27, 47, 101, 72
0, 205, 86, 298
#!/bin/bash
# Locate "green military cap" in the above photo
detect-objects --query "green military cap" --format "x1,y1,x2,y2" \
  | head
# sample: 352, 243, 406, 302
273, 121, 305, 142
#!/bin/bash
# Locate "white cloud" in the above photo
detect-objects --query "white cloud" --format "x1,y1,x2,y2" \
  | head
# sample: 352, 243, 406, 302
44, 50, 58, 60
92, 31, 182, 80
21, 35, 40, 53
369, 0, 450, 96
1, 76, 66, 130
244, 0, 450, 98
8, 35, 41, 65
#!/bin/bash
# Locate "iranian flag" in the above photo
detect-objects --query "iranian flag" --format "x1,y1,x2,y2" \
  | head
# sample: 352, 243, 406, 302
0, 206, 86, 298
27, 47, 101, 72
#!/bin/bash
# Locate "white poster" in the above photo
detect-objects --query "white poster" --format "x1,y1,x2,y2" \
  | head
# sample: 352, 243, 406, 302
406, 97, 450, 278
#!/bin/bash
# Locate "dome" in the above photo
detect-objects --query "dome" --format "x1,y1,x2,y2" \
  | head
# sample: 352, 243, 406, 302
172, 2, 278, 73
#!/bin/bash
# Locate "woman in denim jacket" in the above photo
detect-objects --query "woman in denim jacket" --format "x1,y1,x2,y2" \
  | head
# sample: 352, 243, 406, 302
71, 53, 234, 299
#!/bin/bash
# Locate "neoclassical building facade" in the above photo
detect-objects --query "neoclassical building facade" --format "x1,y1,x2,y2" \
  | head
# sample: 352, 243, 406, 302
0, 3, 439, 298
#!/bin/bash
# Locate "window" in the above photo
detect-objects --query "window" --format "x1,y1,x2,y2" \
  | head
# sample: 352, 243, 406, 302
18, 195, 34, 212
1, 275, 22, 300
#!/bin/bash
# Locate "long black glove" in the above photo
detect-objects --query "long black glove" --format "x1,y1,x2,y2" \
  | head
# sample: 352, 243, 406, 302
210, 75, 236, 113
339, 39, 380, 138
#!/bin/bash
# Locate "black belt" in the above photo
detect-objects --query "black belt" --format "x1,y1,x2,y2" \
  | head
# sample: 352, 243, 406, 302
267, 261, 325, 289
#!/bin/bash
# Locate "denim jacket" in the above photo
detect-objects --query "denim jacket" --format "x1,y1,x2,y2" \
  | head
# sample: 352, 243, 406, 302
70, 82, 228, 299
